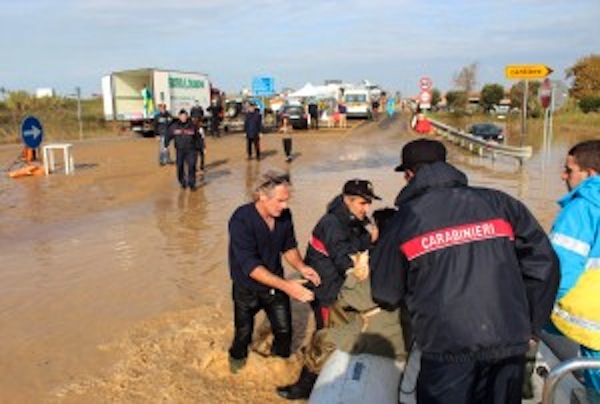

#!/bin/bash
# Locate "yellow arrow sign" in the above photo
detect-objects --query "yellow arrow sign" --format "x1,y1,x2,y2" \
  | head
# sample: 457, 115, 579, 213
505, 64, 553, 80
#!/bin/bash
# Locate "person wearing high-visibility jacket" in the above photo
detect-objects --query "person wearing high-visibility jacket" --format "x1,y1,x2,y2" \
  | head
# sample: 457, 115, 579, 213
550, 139, 600, 393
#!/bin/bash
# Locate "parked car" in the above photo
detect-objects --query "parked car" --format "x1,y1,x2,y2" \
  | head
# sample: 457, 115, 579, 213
222, 99, 245, 133
279, 105, 308, 129
469, 123, 505, 142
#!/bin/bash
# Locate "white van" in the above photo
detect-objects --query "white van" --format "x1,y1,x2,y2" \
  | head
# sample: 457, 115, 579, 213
343, 89, 372, 119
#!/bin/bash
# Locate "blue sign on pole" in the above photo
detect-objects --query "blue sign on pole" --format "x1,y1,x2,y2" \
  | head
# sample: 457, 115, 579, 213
21, 116, 44, 148
252, 76, 275, 96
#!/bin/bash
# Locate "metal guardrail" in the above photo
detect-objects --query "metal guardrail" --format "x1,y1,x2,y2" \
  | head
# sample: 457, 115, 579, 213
542, 358, 600, 404
429, 118, 533, 165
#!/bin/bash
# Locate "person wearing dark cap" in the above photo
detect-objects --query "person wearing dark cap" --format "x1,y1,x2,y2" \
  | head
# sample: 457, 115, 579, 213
277, 179, 407, 400
370, 138, 560, 403
165, 109, 201, 190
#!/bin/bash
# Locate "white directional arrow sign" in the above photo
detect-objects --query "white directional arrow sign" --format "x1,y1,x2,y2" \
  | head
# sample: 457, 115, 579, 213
21, 116, 44, 148
24, 125, 42, 139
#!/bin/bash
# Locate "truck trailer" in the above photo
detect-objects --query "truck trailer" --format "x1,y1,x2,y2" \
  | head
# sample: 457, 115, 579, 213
102, 68, 211, 136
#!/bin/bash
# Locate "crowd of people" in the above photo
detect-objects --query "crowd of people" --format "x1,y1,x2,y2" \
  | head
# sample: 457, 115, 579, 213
225, 138, 599, 403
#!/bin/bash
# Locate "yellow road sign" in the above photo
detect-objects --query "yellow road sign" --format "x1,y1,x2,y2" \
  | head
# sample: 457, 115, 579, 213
505, 64, 553, 80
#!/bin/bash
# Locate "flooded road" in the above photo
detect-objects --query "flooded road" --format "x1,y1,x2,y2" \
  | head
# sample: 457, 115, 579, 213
0, 115, 588, 402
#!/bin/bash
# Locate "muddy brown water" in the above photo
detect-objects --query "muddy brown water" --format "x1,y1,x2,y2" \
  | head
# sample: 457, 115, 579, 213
0, 116, 589, 402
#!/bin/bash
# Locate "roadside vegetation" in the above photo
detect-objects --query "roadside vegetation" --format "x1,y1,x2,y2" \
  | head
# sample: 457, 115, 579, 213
0, 94, 119, 145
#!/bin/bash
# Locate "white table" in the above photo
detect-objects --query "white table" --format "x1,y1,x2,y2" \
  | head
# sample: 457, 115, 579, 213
42, 143, 74, 175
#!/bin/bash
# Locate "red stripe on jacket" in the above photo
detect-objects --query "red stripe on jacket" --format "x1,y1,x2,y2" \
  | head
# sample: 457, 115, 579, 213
310, 235, 329, 257
400, 218, 515, 261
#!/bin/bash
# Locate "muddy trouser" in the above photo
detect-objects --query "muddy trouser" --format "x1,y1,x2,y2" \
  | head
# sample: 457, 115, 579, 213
211, 119, 220, 136
417, 354, 526, 404
229, 282, 291, 360
197, 149, 205, 171
246, 137, 260, 159
176, 147, 197, 188
303, 277, 406, 373
159, 135, 170, 164
196, 135, 205, 171
282, 137, 292, 158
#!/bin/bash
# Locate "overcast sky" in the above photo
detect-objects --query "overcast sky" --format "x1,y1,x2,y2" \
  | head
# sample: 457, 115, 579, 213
1, 0, 598, 97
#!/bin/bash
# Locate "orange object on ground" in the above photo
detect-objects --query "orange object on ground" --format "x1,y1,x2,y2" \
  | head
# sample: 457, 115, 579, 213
8, 164, 44, 178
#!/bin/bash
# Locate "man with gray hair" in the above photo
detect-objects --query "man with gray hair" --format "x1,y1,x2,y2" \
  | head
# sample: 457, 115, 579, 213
227, 170, 321, 373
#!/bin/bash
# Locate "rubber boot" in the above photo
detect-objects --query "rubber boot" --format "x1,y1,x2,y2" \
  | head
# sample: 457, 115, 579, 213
276, 366, 318, 400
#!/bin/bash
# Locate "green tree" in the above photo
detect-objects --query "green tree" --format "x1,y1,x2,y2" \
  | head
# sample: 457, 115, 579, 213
445, 90, 468, 111
479, 83, 505, 111
566, 54, 600, 99
431, 88, 441, 109
509, 81, 542, 118
579, 96, 600, 113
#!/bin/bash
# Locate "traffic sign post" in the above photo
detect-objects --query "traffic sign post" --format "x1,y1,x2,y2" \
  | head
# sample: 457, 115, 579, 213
505, 64, 553, 80
505, 64, 553, 145
21, 116, 44, 149
419, 77, 432, 91
251, 76, 275, 97
419, 90, 432, 110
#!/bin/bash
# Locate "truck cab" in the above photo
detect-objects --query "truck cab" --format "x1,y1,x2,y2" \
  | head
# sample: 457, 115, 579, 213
343, 89, 372, 119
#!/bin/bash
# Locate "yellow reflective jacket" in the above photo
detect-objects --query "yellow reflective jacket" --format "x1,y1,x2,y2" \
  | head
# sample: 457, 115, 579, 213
551, 268, 600, 350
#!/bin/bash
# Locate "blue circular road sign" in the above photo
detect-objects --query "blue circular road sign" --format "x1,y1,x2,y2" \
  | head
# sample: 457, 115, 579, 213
21, 116, 44, 148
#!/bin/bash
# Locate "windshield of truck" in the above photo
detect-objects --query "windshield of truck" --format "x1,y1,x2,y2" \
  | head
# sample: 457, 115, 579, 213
345, 94, 367, 103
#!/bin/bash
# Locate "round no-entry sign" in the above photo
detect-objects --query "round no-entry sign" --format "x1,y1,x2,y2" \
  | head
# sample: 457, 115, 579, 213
539, 78, 552, 109
419, 77, 433, 91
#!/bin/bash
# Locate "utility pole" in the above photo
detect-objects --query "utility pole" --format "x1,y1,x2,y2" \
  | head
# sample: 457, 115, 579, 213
75, 87, 83, 141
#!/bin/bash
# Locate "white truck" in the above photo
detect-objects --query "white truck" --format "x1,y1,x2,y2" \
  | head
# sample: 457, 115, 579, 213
102, 68, 211, 135
343, 88, 372, 119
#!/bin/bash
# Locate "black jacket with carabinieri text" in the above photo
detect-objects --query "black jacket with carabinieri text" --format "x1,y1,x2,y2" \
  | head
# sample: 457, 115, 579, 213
370, 161, 560, 362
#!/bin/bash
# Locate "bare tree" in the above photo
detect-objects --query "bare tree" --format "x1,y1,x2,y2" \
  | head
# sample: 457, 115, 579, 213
453, 62, 479, 94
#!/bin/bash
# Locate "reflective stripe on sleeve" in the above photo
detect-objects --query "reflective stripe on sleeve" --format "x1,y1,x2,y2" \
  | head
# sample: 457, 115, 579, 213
553, 305, 600, 332
550, 232, 590, 257
586, 258, 600, 270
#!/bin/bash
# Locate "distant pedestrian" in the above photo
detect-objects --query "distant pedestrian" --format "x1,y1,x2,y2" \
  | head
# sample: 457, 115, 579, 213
371, 139, 559, 404
154, 103, 172, 165
279, 116, 293, 162
190, 99, 205, 129
337, 101, 347, 128
244, 103, 262, 160
166, 109, 200, 190
196, 125, 206, 173
371, 98, 380, 120
207, 100, 223, 137
227, 170, 321, 373
308, 100, 319, 130
549, 140, 600, 395
141, 85, 154, 118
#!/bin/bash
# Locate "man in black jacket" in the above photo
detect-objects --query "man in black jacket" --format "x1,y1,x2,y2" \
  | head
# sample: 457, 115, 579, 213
244, 103, 262, 160
370, 139, 560, 404
228, 170, 321, 373
277, 180, 407, 400
166, 109, 200, 190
